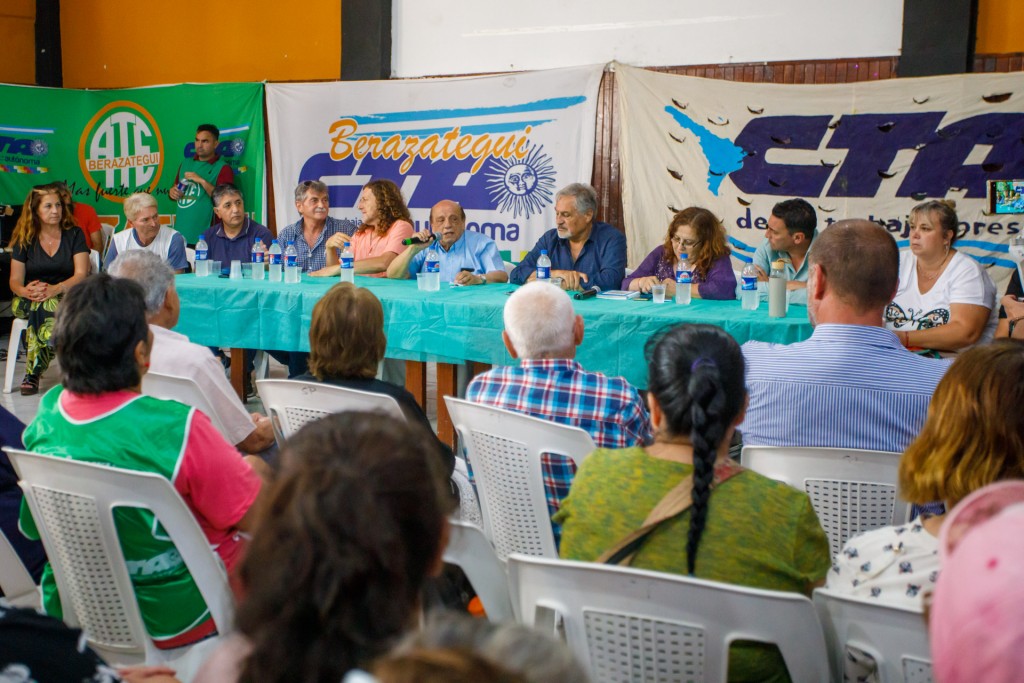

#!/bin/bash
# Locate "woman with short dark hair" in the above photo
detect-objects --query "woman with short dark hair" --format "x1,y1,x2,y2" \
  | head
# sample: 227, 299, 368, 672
19, 273, 263, 653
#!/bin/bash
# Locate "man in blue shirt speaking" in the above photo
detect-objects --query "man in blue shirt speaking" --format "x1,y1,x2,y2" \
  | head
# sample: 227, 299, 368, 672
510, 183, 626, 292
386, 199, 508, 285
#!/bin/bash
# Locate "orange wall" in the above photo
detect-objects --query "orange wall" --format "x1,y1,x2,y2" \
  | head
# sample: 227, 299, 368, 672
977, 0, 1024, 53
61, 0, 341, 88
0, 0, 35, 85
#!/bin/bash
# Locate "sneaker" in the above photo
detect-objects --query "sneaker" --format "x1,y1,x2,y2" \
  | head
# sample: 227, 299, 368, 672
20, 374, 39, 396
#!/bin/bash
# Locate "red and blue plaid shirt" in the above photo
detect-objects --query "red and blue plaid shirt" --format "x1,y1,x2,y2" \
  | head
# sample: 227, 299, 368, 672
465, 358, 651, 544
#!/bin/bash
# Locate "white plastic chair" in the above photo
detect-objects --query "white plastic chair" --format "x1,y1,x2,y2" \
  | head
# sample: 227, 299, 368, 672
0, 526, 39, 609
741, 446, 908, 559
2, 318, 29, 393
442, 519, 514, 622
89, 249, 100, 274
444, 397, 596, 561
814, 588, 933, 683
509, 554, 831, 683
186, 247, 196, 272
6, 447, 234, 669
141, 371, 232, 440
100, 222, 114, 257
256, 378, 405, 440
451, 457, 483, 527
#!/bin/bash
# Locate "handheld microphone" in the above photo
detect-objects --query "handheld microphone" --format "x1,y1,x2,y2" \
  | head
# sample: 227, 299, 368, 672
574, 285, 601, 300
402, 233, 437, 246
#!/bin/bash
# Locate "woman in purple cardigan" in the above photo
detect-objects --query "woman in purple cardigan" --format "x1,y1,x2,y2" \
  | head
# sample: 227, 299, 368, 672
622, 206, 736, 300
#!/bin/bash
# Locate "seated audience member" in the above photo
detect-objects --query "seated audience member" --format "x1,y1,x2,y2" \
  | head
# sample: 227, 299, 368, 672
555, 323, 830, 682
18, 274, 265, 650
930, 481, 1024, 683
386, 199, 508, 285
885, 200, 997, 354
55, 180, 103, 253
372, 612, 588, 683
194, 412, 454, 683
829, 339, 1024, 606
316, 178, 414, 277
109, 251, 275, 454
752, 198, 818, 305
0, 407, 45, 586
622, 206, 736, 299
9, 183, 90, 395
293, 282, 453, 475
0, 605, 179, 683
741, 219, 950, 452
466, 281, 651, 534
995, 266, 1024, 339
103, 192, 188, 273
510, 183, 626, 292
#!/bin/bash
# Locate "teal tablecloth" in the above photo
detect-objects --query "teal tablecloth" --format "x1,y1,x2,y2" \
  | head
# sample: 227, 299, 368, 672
174, 274, 812, 389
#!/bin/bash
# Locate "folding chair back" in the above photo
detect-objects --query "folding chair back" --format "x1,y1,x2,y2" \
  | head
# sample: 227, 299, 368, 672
257, 379, 405, 440
741, 446, 907, 558
444, 397, 595, 560
509, 554, 830, 683
6, 448, 233, 667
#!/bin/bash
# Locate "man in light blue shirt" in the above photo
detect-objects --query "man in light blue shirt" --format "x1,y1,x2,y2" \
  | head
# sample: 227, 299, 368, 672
741, 219, 950, 453
386, 200, 508, 285
752, 198, 818, 305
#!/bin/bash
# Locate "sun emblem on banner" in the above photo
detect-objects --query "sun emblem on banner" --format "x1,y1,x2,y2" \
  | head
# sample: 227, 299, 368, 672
485, 144, 556, 219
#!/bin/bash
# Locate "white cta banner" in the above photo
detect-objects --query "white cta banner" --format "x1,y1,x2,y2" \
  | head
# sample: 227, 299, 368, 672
266, 65, 604, 259
616, 63, 1024, 288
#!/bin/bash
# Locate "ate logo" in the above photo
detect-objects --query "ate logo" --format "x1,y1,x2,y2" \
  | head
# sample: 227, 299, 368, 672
78, 100, 164, 203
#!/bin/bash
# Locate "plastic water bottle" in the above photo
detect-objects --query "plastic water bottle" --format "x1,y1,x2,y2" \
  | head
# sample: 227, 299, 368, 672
251, 238, 265, 281
339, 241, 355, 284
194, 236, 209, 277
284, 240, 300, 284
741, 262, 758, 311
268, 240, 282, 282
536, 249, 551, 281
769, 259, 787, 318
424, 245, 440, 291
675, 254, 692, 305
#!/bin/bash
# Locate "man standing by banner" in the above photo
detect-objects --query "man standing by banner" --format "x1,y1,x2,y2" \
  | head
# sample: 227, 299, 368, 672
169, 124, 234, 244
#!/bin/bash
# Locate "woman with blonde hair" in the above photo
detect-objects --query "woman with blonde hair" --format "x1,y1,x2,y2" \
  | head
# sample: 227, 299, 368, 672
828, 339, 1024, 606
8, 183, 90, 394
885, 200, 997, 354
316, 178, 414, 277
622, 207, 736, 299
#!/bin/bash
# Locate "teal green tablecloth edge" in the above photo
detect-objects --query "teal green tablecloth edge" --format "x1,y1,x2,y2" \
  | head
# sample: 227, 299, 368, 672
173, 274, 812, 388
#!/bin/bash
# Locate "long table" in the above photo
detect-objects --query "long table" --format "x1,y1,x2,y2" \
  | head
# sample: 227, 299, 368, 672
174, 274, 813, 446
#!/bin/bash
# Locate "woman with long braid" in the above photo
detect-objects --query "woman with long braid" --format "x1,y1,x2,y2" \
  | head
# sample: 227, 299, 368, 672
556, 323, 830, 683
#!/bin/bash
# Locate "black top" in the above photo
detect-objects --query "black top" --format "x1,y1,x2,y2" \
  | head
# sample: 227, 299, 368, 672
0, 605, 120, 682
999, 267, 1022, 319
294, 373, 455, 475
11, 227, 88, 284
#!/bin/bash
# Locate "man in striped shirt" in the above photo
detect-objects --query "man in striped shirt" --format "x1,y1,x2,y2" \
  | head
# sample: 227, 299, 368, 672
740, 219, 950, 453
466, 281, 651, 542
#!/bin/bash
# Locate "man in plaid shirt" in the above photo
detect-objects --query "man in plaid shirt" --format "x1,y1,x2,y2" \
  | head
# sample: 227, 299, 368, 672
466, 281, 651, 545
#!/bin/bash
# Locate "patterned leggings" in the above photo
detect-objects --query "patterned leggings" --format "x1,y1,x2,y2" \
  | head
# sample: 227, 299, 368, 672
12, 295, 61, 378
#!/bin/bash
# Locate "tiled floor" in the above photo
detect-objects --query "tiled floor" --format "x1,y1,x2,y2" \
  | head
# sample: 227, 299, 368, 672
0, 336, 439, 429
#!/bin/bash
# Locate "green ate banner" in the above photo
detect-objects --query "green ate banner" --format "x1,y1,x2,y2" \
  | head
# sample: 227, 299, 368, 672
0, 82, 265, 243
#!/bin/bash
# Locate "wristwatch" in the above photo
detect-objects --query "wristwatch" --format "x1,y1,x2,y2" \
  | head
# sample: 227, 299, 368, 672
1010, 316, 1024, 338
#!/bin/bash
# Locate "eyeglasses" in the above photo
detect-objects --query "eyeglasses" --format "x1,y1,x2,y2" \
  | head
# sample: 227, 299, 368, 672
671, 237, 700, 248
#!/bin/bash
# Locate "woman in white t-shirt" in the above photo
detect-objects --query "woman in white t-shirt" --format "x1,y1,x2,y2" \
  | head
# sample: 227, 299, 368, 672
885, 200, 997, 354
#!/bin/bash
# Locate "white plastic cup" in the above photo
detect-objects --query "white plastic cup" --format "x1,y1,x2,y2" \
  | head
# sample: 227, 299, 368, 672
229, 260, 242, 279
417, 273, 431, 292
651, 284, 667, 303
240, 263, 253, 279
